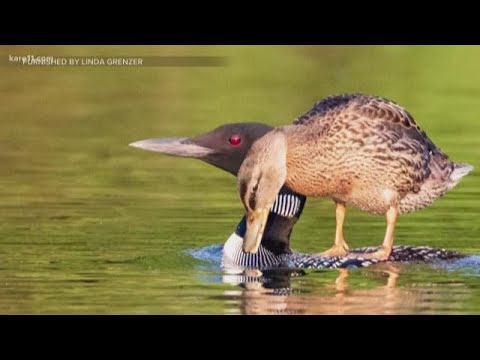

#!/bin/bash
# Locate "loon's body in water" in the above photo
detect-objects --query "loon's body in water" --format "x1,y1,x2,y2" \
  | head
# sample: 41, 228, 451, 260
222, 186, 462, 270
130, 121, 463, 269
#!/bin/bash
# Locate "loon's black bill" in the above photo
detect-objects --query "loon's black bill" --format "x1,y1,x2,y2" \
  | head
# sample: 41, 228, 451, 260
129, 138, 214, 158
243, 209, 270, 253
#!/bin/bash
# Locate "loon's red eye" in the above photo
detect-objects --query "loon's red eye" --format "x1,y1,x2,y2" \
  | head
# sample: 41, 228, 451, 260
228, 134, 242, 146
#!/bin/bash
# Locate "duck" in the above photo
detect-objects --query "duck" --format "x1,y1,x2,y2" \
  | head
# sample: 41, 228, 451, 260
129, 121, 465, 268
237, 94, 473, 260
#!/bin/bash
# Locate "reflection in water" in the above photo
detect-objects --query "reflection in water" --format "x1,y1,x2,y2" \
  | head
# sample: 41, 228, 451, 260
221, 264, 471, 315
190, 244, 477, 314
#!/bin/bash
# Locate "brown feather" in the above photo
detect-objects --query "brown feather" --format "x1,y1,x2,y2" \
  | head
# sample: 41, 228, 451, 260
278, 94, 472, 214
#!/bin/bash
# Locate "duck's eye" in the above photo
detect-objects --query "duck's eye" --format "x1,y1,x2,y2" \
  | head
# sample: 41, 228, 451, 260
228, 134, 242, 146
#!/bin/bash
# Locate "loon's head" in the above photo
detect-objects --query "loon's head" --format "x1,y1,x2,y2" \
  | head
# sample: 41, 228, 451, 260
129, 123, 273, 175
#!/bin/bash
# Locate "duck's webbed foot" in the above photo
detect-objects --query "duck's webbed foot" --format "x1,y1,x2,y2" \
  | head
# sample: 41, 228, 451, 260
352, 246, 392, 261
318, 243, 349, 258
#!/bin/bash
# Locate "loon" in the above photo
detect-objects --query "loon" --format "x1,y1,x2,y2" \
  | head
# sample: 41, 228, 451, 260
238, 94, 473, 260
130, 122, 464, 269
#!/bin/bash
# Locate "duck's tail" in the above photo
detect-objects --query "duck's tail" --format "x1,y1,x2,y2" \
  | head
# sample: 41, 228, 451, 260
399, 157, 473, 214
448, 162, 474, 190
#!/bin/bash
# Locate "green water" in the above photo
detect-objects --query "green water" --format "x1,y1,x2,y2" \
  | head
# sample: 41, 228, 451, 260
0, 45, 479, 314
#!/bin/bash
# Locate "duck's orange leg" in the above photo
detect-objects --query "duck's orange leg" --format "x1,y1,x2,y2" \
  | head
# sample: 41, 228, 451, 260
359, 206, 399, 261
318, 202, 350, 257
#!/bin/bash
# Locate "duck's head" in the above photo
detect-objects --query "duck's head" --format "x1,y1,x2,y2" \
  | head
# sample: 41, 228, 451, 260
129, 123, 273, 175
237, 130, 288, 253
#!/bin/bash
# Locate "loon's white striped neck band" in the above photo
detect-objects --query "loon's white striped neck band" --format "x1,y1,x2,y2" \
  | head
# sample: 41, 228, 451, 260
223, 232, 281, 270
270, 193, 301, 218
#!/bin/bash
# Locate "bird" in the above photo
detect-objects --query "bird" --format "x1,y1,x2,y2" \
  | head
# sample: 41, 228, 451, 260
237, 94, 473, 260
129, 121, 465, 268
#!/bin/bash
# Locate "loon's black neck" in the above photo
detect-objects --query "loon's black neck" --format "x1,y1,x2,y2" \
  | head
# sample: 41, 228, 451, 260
235, 186, 306, 256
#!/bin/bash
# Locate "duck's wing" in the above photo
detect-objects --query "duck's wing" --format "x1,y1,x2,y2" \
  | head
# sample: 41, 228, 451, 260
293, 94, 451, 194
294, 94, 422, 130
293, 93, 362, 125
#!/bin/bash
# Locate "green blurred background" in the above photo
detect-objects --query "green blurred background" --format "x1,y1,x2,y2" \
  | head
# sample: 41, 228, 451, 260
0, 45, 478, 314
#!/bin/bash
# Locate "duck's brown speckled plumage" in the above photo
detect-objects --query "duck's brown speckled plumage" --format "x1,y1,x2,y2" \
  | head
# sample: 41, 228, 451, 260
283, 94, 469, 214
238, 94, 473, 259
